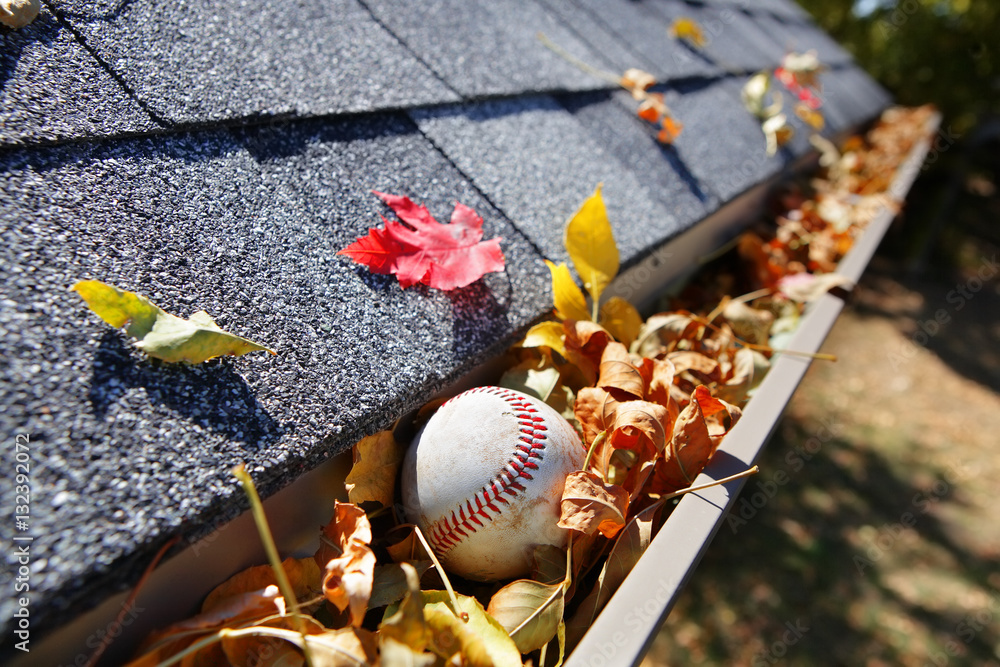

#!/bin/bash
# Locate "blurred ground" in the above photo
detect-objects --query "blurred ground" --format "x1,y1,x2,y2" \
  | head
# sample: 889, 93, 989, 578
643, 243, 1000, 665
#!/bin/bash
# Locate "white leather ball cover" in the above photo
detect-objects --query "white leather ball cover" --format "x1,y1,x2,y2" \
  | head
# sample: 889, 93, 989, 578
401, 386, 585, 581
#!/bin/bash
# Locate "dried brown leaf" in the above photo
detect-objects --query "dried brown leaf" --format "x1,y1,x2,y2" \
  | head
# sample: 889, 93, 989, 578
345, 430, 405, 507
558, 470, 629, 538
598, 341, 645, 400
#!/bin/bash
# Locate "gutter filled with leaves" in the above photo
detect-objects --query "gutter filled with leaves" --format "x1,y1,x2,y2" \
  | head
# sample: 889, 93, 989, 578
25, 103, 940, 667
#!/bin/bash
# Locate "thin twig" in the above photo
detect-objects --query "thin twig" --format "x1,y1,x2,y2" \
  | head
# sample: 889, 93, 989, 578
412, 524, 466, 621
84, 535, 180, 667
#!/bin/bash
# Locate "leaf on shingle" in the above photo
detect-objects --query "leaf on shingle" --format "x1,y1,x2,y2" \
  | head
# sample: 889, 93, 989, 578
546, 260, 591, 321
565, 185, 620, 307
72, 280, 275, 364
668, 17, 707, 48
339, 191, 505, 291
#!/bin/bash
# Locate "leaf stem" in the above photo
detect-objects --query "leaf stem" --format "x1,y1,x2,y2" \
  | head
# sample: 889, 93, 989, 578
537, 32, 622, 86
233, 465, 316, 667
690, 314, 837, 361
412, 524, 465, 621
582, 431, 607, 472
84, 535, 180, 667
655, 465, 760, 502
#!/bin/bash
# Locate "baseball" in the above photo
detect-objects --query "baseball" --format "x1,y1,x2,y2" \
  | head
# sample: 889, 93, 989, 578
401, 386, 585, 581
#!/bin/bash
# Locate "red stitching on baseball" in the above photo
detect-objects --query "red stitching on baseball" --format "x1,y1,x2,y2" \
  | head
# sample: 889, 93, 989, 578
427, 386, 548, 555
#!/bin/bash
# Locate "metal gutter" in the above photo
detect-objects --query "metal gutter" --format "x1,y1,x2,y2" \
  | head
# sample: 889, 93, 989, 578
565, 111, 941, 667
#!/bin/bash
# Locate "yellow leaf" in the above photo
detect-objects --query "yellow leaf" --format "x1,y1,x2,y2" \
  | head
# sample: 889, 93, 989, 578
598, 296, 643, 347
545, 260, 590, 321
564, 185, 619, 309
72, 280, 275, 364
668, 17, 707, 48
486, 579, 565, 654
520, 321, 567, 358
344, 431, 405, 507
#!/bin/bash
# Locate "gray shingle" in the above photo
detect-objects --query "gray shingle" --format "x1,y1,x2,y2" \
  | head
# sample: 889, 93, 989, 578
0, 6, 158, 146
556, 89, 718, 216
411, 96, 687, 268
642, 0, 785, 72
0, 114, 549, 634
665, 76, 800, 202
52, 0, 459, 125
819, 66, 892, 134
567, 0, 721, 80
363, 0, 616, 98
534, 0, 666, 75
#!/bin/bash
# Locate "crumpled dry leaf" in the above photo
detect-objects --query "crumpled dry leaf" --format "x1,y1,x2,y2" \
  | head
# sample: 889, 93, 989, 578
722, 300, 775, 345
202, 558, 322, 615
620, 68, 656, 99
574, 386, 620, 451
668, 17, 707, 48
369, 561, 433, 610
220, 613, 327, 667
128, 587, 282, 667
564, 319, 613, 383
319, 502, 376, 628
0, 0, 39, 29
487, 579, 565, 655
654, 385, 735, 492
72, 280, 275, 364
609, 400, 671, 461
558, 470, 629, 538
777, 272, 853, 303
345, 431, 405, 507
565, 501, 661, 647
531, 544, 567, 586
632, 312, 699, 357
598, 341, 645, 400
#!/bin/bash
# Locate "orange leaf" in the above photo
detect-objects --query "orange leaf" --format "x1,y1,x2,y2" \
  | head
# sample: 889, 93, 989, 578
657, 116, 683, 144
574, 386, 620, 449
319, 501, 376, 627
621, 68, 656, 99
559, 471, 630, 539
598, 341, 645, 400
653, 386, 730, 492
609, 400, 671, 461
202, 558, 321, 615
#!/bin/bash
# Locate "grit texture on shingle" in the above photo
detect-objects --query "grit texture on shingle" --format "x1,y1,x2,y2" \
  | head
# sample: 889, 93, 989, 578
411, 96, 690, 268
556, 89, 719, 215
0, 113, 550, 635
363, 0, 617, 98
662, 77, 793, 202
51, 0, 460, 125
569, 0, 720, 80
0, 6, 158, 147
641, 1, 786, 73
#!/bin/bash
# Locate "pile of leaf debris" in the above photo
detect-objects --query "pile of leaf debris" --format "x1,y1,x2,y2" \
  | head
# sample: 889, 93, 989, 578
98, 105, 935, 667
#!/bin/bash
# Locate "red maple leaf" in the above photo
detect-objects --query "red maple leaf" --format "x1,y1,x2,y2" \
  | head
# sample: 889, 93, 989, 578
339, 191, 505, 291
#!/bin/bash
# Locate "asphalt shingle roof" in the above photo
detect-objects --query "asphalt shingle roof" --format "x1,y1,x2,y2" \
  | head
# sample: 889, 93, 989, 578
0, 0, 890, 649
